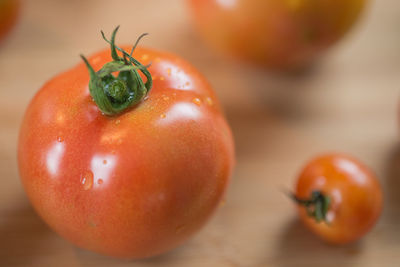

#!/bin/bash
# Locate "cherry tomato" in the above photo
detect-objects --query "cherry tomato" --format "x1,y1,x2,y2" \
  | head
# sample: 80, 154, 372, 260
293, 154, 382, 244
18, 28, 235, 259
0, 0, 19, 43
188, 0, 366, 69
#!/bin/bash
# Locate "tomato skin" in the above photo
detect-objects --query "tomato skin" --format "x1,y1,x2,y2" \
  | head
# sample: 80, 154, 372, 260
188, 0, 366, 69
18, 46, 235, 258
0, 0, 19, 43
295, 154, 382, 244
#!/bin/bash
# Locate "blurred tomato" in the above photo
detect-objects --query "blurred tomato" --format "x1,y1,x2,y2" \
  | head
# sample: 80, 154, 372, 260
188, 0, 366, 69
0, 0, 19, 42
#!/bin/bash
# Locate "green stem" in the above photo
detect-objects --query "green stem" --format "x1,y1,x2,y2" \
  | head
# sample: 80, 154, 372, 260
292, 191, 331, 223
81, 26, 152, 116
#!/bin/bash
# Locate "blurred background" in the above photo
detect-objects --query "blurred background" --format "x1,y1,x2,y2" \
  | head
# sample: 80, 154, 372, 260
1, 0, 400, 266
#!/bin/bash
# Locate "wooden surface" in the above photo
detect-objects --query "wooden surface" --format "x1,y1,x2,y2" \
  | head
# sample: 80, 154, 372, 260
1, 0, 400, 266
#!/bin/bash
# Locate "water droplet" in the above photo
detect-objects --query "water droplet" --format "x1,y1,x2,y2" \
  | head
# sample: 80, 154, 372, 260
192, 98, 202, 106
141, 54, 149, 61
97, 179, 103, 185
89, 221, 97, 227
185, 81, 190, 86
115, 120, 120, 125
111, 150, 116, 154
102, 160, 107, 165
162, 95, 169, 101
160, 113, 166, 119
160, 76, 165, 81
167, 68, 172, 76
57, 136, 64, 142
81, 171, 94, 190
205, 97, 213, 106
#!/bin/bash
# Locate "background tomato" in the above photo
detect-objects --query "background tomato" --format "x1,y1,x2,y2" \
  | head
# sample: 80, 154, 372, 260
18, 31, 235, 259
294, 154, 383, 244
188, 0, 366, 69
0, 0, 19, 43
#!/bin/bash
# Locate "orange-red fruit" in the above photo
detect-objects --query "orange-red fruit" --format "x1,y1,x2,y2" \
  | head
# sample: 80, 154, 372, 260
18, 46, 235, 259
188, 0, 366, 69
295, 154, 382, 244
0, 0, 19, 42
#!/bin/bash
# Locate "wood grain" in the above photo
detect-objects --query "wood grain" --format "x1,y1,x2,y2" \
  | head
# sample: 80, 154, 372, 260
1, 0, 400, 266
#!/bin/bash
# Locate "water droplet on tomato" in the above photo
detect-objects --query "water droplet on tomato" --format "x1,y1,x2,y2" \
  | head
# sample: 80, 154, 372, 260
167, 68, 172, 76
141, 54, 149, 61
160, 76, 165, 81
205, 97, 213, 106
192, 98, 202, 106
160, 113, 166, 119
185, 81, 190, 86
115, 120, 120, 125
162, 95, 169, 101
102, 160, 107, 165
97, 179, 103, 185
57, 136, 64, 142
81, 171, 94, 190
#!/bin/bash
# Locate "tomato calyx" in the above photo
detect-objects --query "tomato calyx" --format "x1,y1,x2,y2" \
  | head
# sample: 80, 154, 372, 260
292, 191, 331, 223
80, 26, 153, 116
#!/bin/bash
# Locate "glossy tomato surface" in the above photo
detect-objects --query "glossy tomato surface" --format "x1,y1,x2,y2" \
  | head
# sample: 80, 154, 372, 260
0, 0, 19, 42
295, 154, 382, 244
18, 46, 235, 258
188, 0, 366, 69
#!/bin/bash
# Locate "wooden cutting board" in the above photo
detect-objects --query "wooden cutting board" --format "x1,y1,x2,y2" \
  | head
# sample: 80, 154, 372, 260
1, 0, 399, 266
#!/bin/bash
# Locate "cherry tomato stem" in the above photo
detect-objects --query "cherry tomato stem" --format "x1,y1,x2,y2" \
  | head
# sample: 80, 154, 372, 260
292, 191, 331, 223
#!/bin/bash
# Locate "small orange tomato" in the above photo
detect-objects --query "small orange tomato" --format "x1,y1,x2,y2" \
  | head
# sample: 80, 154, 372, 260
0, 0, 19, 43
293, 154, 383, 244
188, 0, 366, 69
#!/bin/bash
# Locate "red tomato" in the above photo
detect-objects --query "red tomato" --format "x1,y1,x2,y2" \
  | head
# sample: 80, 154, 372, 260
18, 28, 235, 259
0, 0, 19, 43
293, 154, 383, 244
188, 0, 366, 69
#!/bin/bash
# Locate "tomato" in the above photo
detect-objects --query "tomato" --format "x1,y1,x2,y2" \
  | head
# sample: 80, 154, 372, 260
0, 0, 19, 43
18, 28, 235, 259
293, 154, 382, 244
188, 0, 366, 69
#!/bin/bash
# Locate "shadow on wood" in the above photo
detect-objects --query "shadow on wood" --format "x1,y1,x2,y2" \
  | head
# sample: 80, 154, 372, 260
383, 143, 400, 226
270, 218, 363, 267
